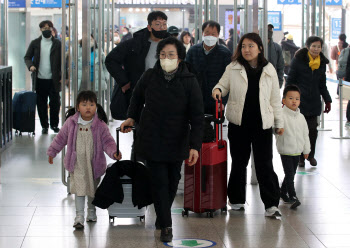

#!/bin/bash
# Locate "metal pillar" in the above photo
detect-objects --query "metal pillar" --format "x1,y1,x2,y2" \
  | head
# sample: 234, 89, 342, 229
61, 0, 68, 189
98, 0, 103, 104
194, 0, 198, 44
341, 7, 346, 34
233, 0, 238, 52
198, 0, 203, 42
204, 0, 209, 21
318, 0, 322, 37
332, 79, 350, 139
262, 0, 268, 57
82, 0, 91, 91
311, 0, 316, 36
3, 0, 8, 65
306, 0, 310, 38
73, 0, 78, 98
302, 0, 305, 46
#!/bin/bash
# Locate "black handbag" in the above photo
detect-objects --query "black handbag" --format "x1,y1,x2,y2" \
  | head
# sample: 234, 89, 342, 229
110, 83, 132, 120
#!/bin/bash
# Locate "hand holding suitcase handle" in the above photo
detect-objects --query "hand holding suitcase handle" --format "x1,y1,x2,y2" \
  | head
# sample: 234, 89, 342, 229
116, 125, 135, 160
120, 118, 135, 133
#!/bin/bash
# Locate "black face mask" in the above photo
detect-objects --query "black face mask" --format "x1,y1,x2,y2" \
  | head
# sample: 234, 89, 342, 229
268, 30, 273, 40
151, 28, 168, 39
42, 30, 52, 39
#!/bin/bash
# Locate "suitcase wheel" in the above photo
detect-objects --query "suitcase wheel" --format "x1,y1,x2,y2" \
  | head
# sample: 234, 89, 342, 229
206, 211, 214, 218
182, 209, 189, 217
139, 216, 145, 222
109, 216, 115, 223
221, 206, 227, 212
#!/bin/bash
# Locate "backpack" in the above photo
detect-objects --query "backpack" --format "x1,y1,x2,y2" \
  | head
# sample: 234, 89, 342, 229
337, 47, 350, 78
282, 50, 292, 66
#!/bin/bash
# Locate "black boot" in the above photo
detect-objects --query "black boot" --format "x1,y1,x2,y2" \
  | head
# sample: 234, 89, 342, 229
160, 227, 173, 242
155, 219, 161, 230
290, 196, 301, 209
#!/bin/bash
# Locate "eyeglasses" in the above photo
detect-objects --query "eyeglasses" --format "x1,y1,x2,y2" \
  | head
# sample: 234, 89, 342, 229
153, 22, 168, 30
159, 53, 178, 59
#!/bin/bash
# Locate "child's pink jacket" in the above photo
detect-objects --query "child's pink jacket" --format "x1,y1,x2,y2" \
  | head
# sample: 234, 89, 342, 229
47, 112, 117, 179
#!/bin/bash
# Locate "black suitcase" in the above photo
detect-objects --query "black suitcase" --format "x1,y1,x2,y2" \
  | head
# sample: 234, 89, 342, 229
12, 72, 37, 136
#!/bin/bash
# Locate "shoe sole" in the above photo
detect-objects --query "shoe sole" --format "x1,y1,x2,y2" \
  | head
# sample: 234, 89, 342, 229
231, 207, 245, 211
160, 237, 173, 243
265, 211, 282, 217
86, 219, 97, 222
290, 201, 301, 209
73, 223, 84, 229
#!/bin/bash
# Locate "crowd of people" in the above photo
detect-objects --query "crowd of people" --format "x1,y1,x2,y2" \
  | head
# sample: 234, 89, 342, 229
24, 10, 340, 243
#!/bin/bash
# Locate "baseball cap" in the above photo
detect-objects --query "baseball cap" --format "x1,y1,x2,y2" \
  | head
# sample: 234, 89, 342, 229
168, 26, 179, 34
286, 34, 293, 40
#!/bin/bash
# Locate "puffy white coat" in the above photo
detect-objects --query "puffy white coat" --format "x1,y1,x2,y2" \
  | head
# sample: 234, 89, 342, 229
213, 62, 284, 129
275, 107, 311, 155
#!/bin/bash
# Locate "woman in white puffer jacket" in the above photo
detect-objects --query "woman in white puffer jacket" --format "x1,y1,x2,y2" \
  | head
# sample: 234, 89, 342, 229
212, 33, 284, 217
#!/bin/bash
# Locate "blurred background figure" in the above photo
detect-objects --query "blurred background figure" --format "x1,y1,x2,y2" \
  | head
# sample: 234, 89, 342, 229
179, 31, 192, 53
120, 27, 132, 43
52, 27, 58, 39
281, 33, 299, 76
168, 26, 179, 38
226, 28, 234, 53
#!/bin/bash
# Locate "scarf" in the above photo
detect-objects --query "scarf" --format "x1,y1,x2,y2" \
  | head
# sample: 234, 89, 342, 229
308, 51, 320, 71
163, 67, 178, 82
184, 43, 191, 52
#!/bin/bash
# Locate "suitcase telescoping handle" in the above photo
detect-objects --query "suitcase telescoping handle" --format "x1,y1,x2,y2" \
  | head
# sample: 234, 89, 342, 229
116, 126, 135, 160
31, 71, 37, 92
215, 97, 225, 149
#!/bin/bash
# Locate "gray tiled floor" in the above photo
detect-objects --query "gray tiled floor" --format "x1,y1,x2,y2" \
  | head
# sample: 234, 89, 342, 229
1, 83, 350, 247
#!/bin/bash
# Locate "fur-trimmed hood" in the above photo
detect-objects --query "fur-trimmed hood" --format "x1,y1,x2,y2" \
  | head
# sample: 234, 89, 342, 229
294, 47, 329, 65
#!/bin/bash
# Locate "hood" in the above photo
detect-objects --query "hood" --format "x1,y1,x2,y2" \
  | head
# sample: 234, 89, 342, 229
295, 47, 329, 65
132, 27, 151, 41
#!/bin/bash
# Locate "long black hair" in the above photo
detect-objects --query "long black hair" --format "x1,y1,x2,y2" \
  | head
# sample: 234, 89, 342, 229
232, 32, 268, 70
65, 90, 108, 124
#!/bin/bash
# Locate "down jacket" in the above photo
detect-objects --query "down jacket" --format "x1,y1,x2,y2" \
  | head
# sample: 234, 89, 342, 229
275, 107, 311, 155
47, 112, 117, 179
286, 48, 332, 117
213, 62, 284, 130
127, 61, 204, 162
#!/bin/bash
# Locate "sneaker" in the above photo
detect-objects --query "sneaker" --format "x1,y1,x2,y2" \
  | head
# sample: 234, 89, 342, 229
290, 197, 301, 209
51, 127, 60, 133
160, 227, 173, 243
308, 157, 317, 166
42, 128, 48, 134
280, 192, 292, 204
230, 203, 245, 211
73, 215, 85, 229
86, 209, 97, 222
265, 206, 282, 217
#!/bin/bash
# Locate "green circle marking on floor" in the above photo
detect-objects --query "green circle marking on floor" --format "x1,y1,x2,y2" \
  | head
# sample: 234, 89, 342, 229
171, 208, 184, 214
297, 171, 319, 175
164, 239, 217, 247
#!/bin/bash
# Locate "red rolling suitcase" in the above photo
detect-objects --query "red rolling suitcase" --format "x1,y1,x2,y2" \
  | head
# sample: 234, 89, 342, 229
183, 100, 227, 218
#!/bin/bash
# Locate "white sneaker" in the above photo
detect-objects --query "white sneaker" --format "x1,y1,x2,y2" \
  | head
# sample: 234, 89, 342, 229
265, 206, 282, 217
73, 215, 85, 229
230, 203, 245, 211
86, 209, 97, 222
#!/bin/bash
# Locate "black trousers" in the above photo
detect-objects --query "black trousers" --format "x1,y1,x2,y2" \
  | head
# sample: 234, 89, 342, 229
300, 116, 318, 161
147, 160, 182, 228
280, 155, 299, 198
227, 123, 280, 209
36, 78, 60, 129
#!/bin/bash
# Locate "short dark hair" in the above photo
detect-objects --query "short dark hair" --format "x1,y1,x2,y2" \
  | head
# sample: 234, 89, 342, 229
39, 20, 53, 29
147, 11, 167, 25
339, 33, 347, 42
283, 84, 301, 98
123, 27, 129, 32
180, 31, 191, 44
156, 37, 186, 60
202, 20, 220, 34
79, 34, 97, 48
232, 32, 268, 70
229, 28, 233, 36
305, 36, 323, 49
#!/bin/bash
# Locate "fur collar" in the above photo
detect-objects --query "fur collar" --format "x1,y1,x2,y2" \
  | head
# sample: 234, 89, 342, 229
294, 47, 329, 65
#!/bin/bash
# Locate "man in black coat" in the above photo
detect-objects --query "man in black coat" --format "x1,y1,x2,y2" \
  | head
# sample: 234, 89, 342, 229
24, 20, 61, 134
120, 27, 132, 43
186, 20, 232, 115
106, 11, 169, 112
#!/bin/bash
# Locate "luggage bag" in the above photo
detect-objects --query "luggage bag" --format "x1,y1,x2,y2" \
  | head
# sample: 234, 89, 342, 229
108, 126, 146, 223
12, 72, 37, 136
183, 99, 227, 218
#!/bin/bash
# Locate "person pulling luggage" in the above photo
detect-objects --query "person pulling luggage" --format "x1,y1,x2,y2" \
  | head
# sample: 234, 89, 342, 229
47, 91, 122, 229
120, 37, 204, 243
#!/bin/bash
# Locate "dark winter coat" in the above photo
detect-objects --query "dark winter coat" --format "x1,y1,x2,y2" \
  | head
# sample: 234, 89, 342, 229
281, 39, 299, 61
92, 160, 152, 209
268, 39, 285, 88
286, 48, 332, 117
185, 43, 232, 115
24, 36, 62, 92
127, 61, 204, 162
120, 32, 133, 43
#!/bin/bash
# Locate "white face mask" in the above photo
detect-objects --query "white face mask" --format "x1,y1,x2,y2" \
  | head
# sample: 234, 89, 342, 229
114, 37, 120, 42
122, 32, 127, 35
203, 35, 218, 47
160, 58, 178, 72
